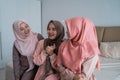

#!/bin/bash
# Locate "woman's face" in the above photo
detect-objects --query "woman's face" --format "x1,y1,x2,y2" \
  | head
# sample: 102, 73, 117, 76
19, 22, 30, 37
47, 23, 57, 40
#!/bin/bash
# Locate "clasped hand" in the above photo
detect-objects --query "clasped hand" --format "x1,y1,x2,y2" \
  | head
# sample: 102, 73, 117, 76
45, 44, 56, 55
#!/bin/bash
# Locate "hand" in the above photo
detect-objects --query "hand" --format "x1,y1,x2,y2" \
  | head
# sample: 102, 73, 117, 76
74, 73, 86, 80
57, 64, 65, 73
46, 44, 56, 55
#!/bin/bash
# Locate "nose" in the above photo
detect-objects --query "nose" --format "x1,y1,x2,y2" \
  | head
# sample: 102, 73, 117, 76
48, 29, 53, 33
24, 29, 29, 34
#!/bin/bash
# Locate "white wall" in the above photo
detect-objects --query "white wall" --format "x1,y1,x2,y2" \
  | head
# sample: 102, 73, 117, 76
0, 0, 41, 67
41, 0, 120, 37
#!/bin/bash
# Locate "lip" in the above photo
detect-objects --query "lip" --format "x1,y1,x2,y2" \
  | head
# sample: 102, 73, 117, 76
48, 33, 54, 36
25, 32, 29, 34
24, 33, 30, 37
48, 35, 54, 37
24, 31, 30, 35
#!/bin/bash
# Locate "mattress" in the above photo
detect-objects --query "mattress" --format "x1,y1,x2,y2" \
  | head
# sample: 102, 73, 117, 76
95, 56, 120, 80
100, 56, 120, 68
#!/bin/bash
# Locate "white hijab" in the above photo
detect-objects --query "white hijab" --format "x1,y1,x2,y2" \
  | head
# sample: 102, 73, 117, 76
13, 20, 38, 72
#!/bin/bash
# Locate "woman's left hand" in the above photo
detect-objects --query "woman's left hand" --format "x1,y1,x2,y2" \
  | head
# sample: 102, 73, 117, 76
46, 44, 56, 55
74, 73, 86, 80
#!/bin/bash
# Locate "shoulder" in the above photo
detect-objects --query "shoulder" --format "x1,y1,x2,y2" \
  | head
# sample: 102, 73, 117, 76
13, 42, 20, 55
38, 39, 45, 46
59, 40, 68, 49
13, 41, 17, 50
37, 33, 44, 41
36, 39, 45, 50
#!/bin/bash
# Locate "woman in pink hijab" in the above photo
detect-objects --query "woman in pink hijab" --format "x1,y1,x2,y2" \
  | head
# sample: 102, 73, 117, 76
55, 17, 100, 80
12, 20, 44, 80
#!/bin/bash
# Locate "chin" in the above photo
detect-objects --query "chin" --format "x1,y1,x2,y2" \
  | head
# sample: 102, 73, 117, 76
24, 34, 29, 37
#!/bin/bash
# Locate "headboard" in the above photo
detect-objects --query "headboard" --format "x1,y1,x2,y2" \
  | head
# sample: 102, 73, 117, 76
96, 26, 120, 46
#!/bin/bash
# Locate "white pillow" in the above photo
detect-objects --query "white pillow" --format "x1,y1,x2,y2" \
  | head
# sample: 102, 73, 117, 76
100, 42, 120, 59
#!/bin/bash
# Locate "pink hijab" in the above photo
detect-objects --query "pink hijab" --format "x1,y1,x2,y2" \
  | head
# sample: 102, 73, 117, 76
13, 20, 38, 72
55, 17, 100, 73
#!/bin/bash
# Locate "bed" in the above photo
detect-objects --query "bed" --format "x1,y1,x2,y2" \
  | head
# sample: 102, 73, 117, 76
95, 56, 120, 80
95, 26, 120, 80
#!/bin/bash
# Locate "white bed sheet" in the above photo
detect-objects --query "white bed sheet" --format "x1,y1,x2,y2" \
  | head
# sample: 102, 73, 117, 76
95, 56, 120, 80
100, 56, 120, 68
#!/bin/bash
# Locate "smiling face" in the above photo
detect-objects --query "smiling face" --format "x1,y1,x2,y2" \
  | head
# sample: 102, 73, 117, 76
19, 22, 30, 37
47, 22, 57, 40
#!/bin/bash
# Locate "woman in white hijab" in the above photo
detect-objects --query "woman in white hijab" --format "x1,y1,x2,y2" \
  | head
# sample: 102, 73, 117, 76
12, 20, 44, 80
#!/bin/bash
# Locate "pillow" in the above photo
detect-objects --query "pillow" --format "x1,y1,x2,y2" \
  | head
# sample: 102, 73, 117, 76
100, 42, 120, 59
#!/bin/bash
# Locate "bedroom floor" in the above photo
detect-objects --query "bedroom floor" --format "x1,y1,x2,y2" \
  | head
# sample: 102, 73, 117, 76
0, 68, 5, 80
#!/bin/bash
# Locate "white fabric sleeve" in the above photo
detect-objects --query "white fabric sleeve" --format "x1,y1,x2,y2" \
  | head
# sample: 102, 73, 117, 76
82, 54, 98, 79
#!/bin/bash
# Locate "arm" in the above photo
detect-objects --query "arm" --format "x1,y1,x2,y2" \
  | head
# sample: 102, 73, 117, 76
33, 40, 47, 66
57, 65, 75, 80
13, 44, 20, 80
72, 55, 98, 80
45, 44, 57, 68
37, 33, 44, 41
49, 54, 57, 69
82, 54, 98, 79
49, 53, 75, 80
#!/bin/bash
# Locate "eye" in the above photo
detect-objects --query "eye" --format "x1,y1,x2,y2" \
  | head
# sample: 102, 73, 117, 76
25, 25, 29, 28
53, 28, 55, 31
52, 28, 56, 31
19, 26, 24, 31
47, 28, 50, 31
20, 28, 24, 31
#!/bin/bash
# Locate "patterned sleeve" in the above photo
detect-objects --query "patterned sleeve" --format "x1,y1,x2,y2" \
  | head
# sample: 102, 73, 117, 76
58, 65, 75, 80
13, 44, 20, 80
49, 53, 74, 80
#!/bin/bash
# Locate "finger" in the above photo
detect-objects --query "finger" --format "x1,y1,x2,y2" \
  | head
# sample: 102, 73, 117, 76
51, 44, 55, 48
48, 45, 55, 50
46, 46, 49, 50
